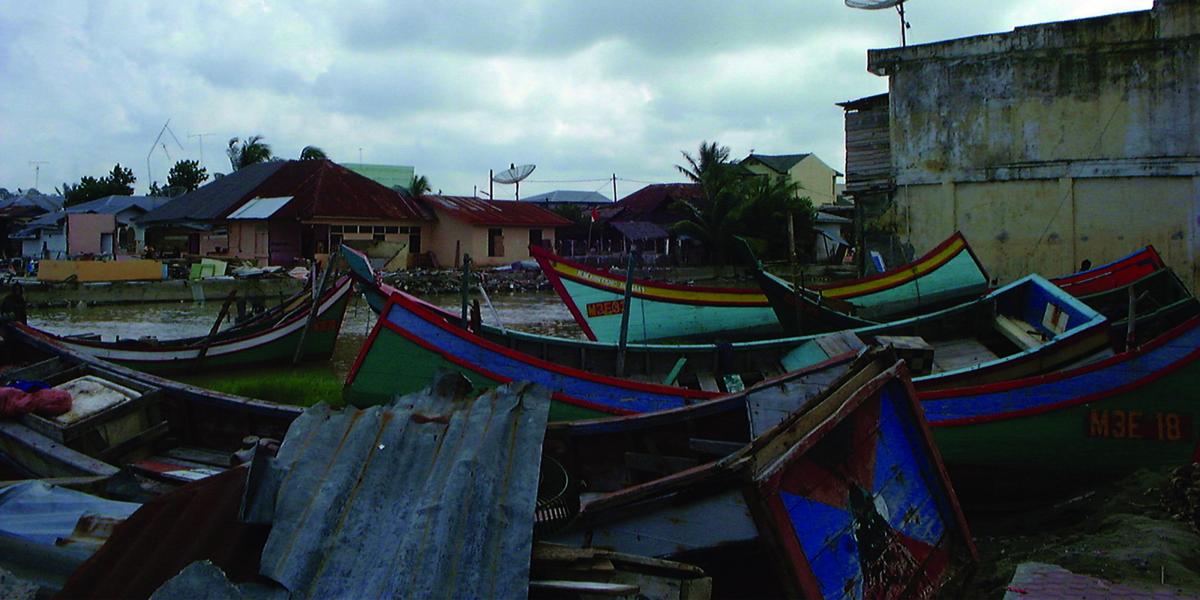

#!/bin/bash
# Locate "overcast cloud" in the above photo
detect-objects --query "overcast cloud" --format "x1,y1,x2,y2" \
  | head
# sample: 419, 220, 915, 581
0, 0, 1151, 200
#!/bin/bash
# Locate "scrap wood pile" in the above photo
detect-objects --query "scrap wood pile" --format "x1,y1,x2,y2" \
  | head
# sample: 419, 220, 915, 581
380, 267, 551, 295
1164, 462, 1200, 532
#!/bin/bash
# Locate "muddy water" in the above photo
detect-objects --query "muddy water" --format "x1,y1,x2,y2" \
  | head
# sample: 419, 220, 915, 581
28, 291, 579, 400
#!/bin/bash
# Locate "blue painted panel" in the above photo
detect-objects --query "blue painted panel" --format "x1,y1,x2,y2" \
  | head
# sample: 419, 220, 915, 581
387, 304, 691, 413
922, 322, 1200, 423
782, 491, 863, 600
872, 387, 947, 547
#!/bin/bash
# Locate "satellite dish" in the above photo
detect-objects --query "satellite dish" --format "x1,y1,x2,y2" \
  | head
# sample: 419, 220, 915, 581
492, 164, 536, 184
845, 0, 903, 8
845, 0, 911, 46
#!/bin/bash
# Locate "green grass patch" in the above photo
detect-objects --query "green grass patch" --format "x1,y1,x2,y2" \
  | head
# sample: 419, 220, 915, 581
179, 366, 346, 408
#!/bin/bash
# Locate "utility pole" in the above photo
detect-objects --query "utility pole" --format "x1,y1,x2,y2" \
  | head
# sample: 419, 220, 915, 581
188, 132, 214, 169
612, 173, 617, 203
28, 161, 48, 190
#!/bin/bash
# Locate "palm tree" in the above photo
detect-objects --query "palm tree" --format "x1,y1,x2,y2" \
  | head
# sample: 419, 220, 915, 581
226, 135, 273, 171
671, 141, 744, 267
408, 174, 431, 197
300, 145, 327, 160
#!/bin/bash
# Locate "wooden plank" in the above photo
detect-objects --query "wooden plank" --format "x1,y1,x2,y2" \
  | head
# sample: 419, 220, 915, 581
529, 580, 639, 595
162, 446, 234, 468
695, 373, 719, 393
995, 314, 1042, 350
624, 452, 699, 475
688, 438, 744, 457
97, 420, 169, 462
0, 421, 119, 477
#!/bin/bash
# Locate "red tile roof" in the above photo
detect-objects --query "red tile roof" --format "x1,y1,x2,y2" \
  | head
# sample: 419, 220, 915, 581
609, 183, 700, 224
422, 195, 572, 227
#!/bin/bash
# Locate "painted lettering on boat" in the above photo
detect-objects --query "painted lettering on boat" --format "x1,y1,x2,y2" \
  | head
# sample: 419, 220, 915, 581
1086, 410, 1193, 441
586, 300, 624, 318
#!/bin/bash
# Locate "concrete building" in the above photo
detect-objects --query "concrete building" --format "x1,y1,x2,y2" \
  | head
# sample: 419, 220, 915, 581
739, 153, 842, 206
421, 195, 570, 267
863, 0, 1200, 290
13, 195, 169, 258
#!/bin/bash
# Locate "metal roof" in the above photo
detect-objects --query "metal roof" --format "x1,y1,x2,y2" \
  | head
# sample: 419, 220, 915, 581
251, 375, 551, 598
140, 160, 433, 225
423, 195, 572, 227
741, 153, 812, 174
521, 190, 612, 205
66, 195, 171, 216
226, 197, 293, 220
610, 220, 669, 241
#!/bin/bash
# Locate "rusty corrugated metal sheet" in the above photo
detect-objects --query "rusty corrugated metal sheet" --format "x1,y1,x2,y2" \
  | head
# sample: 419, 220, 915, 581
251, 375, 551, 599
423, 195, 572, 227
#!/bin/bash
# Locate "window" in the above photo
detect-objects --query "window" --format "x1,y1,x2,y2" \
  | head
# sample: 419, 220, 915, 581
528, 228, 543, 249
487, 228, 504, 257
330, 225, 343, 233
374, 226, 387, 234
385, 226, 400, 234
409, 230, 421, 254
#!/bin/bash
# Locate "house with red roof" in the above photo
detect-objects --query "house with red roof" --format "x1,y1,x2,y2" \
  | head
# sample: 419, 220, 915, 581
140, 160, 434, 266
420, 195, 571, 267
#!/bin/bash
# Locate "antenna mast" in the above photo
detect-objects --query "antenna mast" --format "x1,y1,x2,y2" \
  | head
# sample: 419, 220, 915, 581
845, 0, 912, 47
28, 161, 49, 190
188, 132, 215, 168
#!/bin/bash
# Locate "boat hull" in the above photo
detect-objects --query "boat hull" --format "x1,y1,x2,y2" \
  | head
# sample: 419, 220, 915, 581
924, 315, 1200, 476
15, 276, 353, 374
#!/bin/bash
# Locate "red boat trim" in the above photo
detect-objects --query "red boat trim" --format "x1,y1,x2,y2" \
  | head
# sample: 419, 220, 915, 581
535, 252, 599, 341
383, 291, 714, 399
531, 245, 763, 295
378, 317, 637, 416
896, 373, 979, 559
35, 276, 353, 351
1052, 245, 1164, 288
922, 314, 1200, 400
924, 316, 1200, 427
810, 231, 982, 297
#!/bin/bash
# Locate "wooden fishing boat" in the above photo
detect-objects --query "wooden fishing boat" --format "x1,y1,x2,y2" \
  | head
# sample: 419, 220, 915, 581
1052, 245, 1166, 297
531, 231, 990, 341
5, 275, 353, 374
0, 332, 301, 484
753, 242, 1168, 336
923, 312, 1200, 491
547, 351, 977, 599
344, 264, 1110, 416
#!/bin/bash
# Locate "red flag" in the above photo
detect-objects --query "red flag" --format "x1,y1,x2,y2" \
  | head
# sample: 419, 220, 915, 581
591, 207, 599, 223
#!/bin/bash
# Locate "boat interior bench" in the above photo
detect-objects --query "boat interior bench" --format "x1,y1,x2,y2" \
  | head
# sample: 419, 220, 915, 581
993, 314, 1045, 351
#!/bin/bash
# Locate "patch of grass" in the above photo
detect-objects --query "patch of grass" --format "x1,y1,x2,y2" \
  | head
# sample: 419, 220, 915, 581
179, 367, 345, 408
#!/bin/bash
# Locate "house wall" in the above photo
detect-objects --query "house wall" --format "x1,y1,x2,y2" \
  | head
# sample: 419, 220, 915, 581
869, 0, 1200, 290
428, 209, 557, 267
22, 231, 67, 259
269, 220, 303, 266
66, 213, 116, 256
228, 221, 271, 264
789, 156, 839, 206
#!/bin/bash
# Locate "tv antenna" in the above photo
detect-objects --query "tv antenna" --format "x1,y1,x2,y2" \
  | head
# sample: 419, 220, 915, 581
146, 119, 186, 187
28, 160, 49, 190
491, 163, 536, 201
846, 0, 911, 46
188, 132, 215, 168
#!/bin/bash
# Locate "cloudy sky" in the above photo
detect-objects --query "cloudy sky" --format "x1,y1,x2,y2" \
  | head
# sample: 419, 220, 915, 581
0, 0, 1151, 200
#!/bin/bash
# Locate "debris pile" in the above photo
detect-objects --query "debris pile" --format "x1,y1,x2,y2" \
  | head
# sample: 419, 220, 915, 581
1164, 462, 1200, 532
379, 268, 551, 295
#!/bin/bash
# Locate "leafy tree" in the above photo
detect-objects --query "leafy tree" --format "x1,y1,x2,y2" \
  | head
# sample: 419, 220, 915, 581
671, 141, 745, 267
733, 176, 815, 261
300, 145, 327, 160
226, 135, 273, 171
167, 159, 208, 192
408, 174, 430, 197
58, 163, 136, 207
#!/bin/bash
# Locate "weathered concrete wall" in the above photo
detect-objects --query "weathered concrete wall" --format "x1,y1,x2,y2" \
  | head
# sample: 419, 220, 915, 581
870, 0, 1200, 290
895, 176, 1198, 288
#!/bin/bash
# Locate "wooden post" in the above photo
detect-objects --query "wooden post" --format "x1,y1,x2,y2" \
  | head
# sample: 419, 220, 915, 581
460, 254, 472, 328
196, 290, 238, 361
787, 211, 796, 263
615, 251, 636, 377
292, 257, 335, 364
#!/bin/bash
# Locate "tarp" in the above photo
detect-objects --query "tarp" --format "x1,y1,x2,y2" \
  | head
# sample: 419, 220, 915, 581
0, 481, 139, 545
